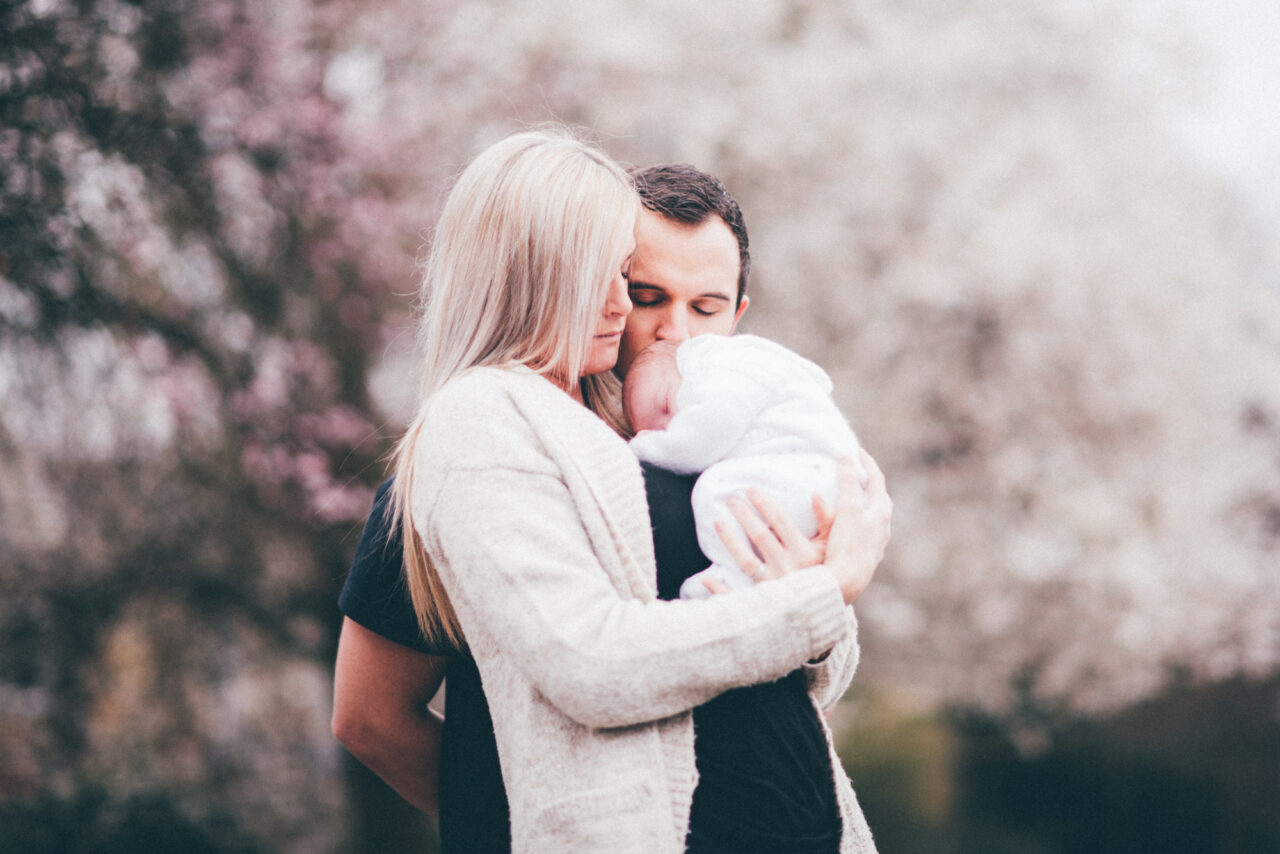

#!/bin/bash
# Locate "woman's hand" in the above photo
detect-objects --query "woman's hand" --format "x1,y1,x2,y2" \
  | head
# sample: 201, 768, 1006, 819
714, 450, 891, 605
714, 485, 832, 585
822, 450, 892, 605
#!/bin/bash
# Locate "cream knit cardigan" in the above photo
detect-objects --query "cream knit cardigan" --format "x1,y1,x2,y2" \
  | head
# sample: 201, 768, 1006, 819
410, 366, 878, 854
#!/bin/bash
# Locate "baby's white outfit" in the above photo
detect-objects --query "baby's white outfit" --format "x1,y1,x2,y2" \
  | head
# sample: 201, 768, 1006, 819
628, 334, 864, 599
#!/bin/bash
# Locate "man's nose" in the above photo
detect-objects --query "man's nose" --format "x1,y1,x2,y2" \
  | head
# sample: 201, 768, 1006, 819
654, 308, 689, 342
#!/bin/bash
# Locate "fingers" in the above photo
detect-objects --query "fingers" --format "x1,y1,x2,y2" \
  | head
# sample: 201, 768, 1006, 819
808, 492, 833, 566
859, 449, 885, 497
745, 487, 810, 553
712, 454, 891, 596
812, 493, 834, 540
726, 496, 790, 577
858, 450, 893, 523
713, 518, 769, 581
822, 451, 893, 606
834, 456, 864, 509
702, 577, 732, 596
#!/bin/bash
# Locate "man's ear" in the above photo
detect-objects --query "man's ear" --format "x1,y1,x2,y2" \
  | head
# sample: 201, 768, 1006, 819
730, 295, 749, 332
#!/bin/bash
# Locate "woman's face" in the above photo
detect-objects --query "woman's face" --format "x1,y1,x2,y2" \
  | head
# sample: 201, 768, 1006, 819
581, 230, 637, 378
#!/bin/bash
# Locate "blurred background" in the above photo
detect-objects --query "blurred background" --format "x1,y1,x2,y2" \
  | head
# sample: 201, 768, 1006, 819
2, 0, 1277, 852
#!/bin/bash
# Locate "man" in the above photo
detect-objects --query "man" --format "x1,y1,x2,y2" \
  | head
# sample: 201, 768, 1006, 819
332, 164, 751, 852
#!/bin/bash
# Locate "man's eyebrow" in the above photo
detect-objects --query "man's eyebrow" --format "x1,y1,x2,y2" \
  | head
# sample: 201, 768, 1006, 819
627, 282, 732, 301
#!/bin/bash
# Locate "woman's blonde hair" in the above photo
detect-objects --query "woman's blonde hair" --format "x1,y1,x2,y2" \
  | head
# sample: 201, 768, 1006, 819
391, 128, 639, 649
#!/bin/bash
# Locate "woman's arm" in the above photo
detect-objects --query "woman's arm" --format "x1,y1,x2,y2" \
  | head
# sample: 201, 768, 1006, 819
332, 618, 445, 815
418, 465, 851, 730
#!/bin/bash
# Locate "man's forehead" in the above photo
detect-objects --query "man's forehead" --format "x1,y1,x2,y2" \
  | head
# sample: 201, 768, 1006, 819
631, 212, 739, 297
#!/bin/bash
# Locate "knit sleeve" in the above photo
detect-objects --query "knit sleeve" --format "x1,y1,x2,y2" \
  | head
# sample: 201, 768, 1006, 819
419, 464, 850, 728
802, 607, 861, 710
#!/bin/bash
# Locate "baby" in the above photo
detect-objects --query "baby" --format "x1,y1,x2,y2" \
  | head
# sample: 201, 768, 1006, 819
625, 334, 866, 599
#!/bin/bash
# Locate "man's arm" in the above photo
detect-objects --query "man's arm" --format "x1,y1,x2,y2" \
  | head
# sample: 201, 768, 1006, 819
332, 617, 447, 815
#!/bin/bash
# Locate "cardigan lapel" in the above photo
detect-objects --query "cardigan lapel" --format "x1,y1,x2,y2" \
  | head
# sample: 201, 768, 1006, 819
504, 372, 658, 602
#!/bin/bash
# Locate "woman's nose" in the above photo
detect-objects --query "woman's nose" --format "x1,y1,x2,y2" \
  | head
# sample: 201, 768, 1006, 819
605, 273, 631, 317
606, 275, 632, 316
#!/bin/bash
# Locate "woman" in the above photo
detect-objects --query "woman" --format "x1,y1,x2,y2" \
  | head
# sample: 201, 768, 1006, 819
390, 130, 890, 853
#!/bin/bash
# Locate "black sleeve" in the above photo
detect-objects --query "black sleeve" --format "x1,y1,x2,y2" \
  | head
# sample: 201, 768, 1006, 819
338, 477, 454, 657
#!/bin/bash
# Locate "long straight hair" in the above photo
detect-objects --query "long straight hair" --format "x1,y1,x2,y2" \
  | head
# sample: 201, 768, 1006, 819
391, 129, 639, 650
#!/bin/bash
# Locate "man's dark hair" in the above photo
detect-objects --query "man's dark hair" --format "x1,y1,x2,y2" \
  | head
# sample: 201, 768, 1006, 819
630, 164, 750, 306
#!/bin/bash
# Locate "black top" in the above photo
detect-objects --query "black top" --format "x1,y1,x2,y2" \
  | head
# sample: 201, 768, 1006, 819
645, 466, 841, 854
339, 471, 840, 853
338, 480, 507, 853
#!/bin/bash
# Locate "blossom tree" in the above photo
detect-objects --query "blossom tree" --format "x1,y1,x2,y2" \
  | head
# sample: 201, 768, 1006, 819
1, 0, 412, 848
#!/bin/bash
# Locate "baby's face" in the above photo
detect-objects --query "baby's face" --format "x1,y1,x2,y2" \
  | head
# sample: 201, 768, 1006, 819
623, 344, 682, 433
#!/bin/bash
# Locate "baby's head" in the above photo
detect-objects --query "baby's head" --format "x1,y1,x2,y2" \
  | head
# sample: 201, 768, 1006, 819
623, 339, 682, 433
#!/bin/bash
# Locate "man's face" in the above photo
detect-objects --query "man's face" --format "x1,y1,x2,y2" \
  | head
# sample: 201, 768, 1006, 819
617, 209, 748, 376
